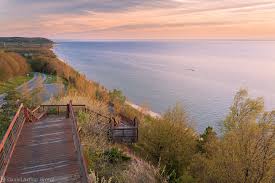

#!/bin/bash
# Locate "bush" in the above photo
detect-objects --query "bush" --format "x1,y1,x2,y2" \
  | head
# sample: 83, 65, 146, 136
121, 158, 168, 183
135, 104, 197, 182
109, 89, 126, 104
0, 89, 32, 139
190, 89, 275, 183
0, 51, 30, 81
103, 148, 131, 164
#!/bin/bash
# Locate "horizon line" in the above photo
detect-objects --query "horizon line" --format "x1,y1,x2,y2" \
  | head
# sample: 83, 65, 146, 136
53, 38, 275, 42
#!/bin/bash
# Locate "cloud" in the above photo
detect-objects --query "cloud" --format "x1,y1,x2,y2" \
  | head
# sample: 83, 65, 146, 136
87, 21, 238, 32
5, 0, 181, 15
176, 1, 275, 15
1, 0, 275, 39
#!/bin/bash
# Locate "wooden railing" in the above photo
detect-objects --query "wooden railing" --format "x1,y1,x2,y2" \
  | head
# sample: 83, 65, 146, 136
68, 101, 90, 183
39, 104, 86, 116
109, 116, 139, 143
0, 104, 25, 182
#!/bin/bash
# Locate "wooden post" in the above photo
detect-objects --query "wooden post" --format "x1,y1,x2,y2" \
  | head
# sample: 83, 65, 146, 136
135, 117, 139, 142
66, 104, 70, 118
23, 107, 30, 123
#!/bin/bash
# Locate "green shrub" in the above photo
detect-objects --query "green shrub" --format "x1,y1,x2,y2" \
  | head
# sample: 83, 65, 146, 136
109, 89, 126, 104
190, 89, 275, 183
135, 104, 197, 182
103, 147, 131, 164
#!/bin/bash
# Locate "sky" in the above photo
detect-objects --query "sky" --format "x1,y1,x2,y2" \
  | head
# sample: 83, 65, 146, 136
1, 0, 275, 40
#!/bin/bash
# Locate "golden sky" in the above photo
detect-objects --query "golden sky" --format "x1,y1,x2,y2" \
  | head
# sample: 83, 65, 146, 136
1, 0, 275, 39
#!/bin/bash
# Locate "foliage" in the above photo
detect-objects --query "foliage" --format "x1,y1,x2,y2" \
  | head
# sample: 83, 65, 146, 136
0, 51, 30, 81
45, 74, 62, 84
109, 89, 126, 104
89, 173, 113, 183
135, 104, 197, 182
103, 148, 131, 164
0, 90, 21, 139
0, 73, 33, 94
190, 89, 275, 183
0, 37, 53, 45
196, 126, 217, 154
0, 89, 33, 139
121, 158, 168, 183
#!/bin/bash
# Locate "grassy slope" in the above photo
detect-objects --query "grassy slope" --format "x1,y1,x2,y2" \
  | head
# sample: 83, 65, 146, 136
0, 73, 34, 94
44, 74, 63, 84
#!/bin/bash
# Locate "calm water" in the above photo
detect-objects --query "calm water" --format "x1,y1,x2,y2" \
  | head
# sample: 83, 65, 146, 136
54, 40, 275, 132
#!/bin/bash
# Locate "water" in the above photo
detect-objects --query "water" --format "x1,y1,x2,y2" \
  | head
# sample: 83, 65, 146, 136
53, 40, 275, 132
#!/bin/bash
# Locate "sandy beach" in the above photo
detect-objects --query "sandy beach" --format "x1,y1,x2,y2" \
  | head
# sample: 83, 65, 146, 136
125, 101, 161, 118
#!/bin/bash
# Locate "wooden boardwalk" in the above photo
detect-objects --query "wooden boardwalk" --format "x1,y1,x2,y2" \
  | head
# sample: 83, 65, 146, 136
0, 102, 138, 183
4, 116, 82, 183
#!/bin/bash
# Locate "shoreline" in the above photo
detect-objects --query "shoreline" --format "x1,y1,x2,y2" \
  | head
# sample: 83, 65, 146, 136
51, 47, 66, 63
125, 101, 161, 118
52, 47, 161, 119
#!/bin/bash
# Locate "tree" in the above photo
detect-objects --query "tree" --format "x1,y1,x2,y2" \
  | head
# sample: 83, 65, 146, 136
109, 89, 126, 105
136, 104, 197, 182
196, 126, 217, 154
190, 89, 275, 183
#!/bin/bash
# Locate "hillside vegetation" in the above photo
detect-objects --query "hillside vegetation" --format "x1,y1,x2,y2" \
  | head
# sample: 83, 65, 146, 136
0, 37, 53, 45
0, 51, 30, 81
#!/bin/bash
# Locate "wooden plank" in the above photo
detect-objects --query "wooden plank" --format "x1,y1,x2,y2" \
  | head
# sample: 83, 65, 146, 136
69, 101, 89, 183
4, 116, 83, 182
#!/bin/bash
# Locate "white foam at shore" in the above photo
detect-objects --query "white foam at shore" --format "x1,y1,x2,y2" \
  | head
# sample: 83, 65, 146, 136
51, 47, 66, 63
125, 101, 161, 118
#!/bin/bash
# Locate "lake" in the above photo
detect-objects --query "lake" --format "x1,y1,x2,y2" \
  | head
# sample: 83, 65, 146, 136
53, 40, 275, 132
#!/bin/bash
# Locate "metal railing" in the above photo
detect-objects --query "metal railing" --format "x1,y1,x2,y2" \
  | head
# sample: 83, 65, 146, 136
68, 101, 90, 183
0, 104, 25, 182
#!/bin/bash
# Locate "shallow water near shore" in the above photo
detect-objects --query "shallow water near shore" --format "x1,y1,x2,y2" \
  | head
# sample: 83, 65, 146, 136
53, 40, 275, 132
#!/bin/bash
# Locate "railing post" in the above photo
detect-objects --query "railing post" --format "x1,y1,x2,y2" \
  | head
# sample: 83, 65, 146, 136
66, 104, 70, 118
136, 118, 139, 142
23, 107, 29, 123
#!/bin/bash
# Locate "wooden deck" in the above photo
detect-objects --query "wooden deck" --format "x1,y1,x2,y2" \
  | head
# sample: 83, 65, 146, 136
4, 116, 82, 183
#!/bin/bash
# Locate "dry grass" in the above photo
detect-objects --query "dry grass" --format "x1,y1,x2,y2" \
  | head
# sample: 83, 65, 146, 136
0, 51, 30, 81
50, 93, 167, 183
121, 156, 168, 183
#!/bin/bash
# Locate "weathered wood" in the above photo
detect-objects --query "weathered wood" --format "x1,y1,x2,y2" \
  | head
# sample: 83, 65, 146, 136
69, 101, 89, 183
4, 116, 83, 182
